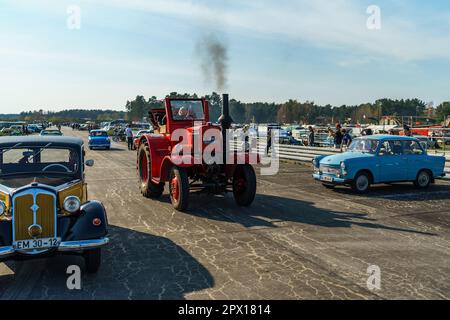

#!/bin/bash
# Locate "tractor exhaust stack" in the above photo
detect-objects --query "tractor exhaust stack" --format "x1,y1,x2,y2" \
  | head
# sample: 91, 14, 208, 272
218, 94, 233, 164
218, 93, 233, 130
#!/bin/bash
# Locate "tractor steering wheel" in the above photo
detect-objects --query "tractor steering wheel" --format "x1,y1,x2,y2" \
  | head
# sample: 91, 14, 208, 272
42, 164, 71, 173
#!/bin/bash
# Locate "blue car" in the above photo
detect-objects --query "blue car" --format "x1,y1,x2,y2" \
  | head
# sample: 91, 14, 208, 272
88, 130, 111, 150
313, 135, 446, 193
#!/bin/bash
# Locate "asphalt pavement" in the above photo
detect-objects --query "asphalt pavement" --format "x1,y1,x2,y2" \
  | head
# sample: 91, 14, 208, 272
1, 128, 450, 300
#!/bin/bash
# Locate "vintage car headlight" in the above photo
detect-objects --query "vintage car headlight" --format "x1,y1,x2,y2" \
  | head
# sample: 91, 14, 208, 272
312, 158, 319, 172
63, 196, 81, 213
0, 201, 5, 216
340, 161, 347, 177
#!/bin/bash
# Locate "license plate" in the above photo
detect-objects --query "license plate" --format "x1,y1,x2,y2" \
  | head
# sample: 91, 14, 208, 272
13, 238, 61, 250
320, 176, 334, 182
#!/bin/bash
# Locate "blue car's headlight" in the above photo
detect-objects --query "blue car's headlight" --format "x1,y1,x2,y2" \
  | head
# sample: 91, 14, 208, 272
312, 158, 321, 173
340, 161, 347, 176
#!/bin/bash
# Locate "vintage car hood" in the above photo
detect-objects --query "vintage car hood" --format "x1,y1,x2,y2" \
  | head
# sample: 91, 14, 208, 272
320, 152, 375, 166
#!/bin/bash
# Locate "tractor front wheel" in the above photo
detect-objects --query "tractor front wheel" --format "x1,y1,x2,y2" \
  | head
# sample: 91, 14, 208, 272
138, 143, 164, 198
169, 167, 190, 211
233, 164, 257, 206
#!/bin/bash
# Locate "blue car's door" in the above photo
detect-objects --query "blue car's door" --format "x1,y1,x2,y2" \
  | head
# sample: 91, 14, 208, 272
377, 140, 408, 182
402, 140, 427, 180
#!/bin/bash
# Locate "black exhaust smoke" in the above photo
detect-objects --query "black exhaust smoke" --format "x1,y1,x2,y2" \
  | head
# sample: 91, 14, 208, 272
218, 94, 233, 164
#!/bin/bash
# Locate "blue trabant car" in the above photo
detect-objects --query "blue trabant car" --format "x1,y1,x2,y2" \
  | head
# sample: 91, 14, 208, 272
313, 135, 446, 193
88, 130, 111, 150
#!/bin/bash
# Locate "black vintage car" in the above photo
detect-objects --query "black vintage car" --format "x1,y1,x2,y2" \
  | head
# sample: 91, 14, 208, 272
0, 136, 109, 273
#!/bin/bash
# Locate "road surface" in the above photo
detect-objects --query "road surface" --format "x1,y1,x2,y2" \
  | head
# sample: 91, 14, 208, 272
1, 128, 450, 299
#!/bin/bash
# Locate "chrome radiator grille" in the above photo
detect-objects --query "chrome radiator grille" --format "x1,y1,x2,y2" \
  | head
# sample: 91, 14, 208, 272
13, 189, 57, 241
320, 165, 341, 175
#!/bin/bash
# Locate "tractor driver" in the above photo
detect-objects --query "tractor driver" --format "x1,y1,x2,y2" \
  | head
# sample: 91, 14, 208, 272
177, 106, 196, 120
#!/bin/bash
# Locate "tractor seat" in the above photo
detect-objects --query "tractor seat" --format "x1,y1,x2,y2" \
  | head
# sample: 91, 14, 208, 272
158, 125, 167, 134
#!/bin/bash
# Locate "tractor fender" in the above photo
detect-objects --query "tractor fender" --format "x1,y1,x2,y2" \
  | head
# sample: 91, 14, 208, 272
159, 155, 196, 182
139, 134, 171, 183
160, 156, 174, 182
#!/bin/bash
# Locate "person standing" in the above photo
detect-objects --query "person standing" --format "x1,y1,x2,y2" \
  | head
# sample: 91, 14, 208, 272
125, 125, 134, 150
266, 128, 272, 155
334, 124, 343, 149
341, 129, 352, 149
404, 125, 412, 137
308, 126, 315, 147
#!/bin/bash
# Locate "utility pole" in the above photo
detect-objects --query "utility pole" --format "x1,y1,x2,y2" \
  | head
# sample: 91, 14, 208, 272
377, 101, 382, 124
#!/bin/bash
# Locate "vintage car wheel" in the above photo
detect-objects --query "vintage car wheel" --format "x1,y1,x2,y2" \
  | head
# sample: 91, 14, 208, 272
233, 164, 257, 206
352, 172, 371, 194
84, 248, 101, 274
169, 167, 190, 211
414, 170, 431, 189
138, 143, 164, 198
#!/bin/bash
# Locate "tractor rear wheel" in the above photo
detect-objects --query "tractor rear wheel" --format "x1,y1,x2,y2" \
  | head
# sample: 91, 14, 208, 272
169, 167, 190, 211
138, 142, 164, 198
233, 164, 257, 206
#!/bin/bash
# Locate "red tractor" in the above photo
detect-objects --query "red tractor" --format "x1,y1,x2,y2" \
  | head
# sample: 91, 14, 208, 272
136, 94, 258, 211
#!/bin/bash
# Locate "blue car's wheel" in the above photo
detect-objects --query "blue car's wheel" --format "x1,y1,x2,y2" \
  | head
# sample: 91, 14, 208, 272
414, 170, 431, 189
352, 172, 370, 194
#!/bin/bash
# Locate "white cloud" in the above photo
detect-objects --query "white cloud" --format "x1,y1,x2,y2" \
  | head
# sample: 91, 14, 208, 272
88, 0, 450, 62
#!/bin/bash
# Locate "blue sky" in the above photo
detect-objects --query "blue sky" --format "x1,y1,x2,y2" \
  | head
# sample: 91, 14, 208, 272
1, 0, 450, 112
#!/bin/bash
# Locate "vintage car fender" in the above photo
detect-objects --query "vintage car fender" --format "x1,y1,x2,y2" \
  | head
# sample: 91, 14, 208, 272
342, 158, 377, 182
64, 201, 108, 242
313, 155, 327, 168
428, 155, 446, 178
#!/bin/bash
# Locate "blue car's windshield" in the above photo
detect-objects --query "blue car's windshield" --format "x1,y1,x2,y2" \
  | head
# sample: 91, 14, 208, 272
91, 131, 108, 137
348, 139, 379, 154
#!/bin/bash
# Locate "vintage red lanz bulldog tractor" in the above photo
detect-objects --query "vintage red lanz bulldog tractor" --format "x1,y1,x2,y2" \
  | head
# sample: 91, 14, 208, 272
136, 94, 257, 211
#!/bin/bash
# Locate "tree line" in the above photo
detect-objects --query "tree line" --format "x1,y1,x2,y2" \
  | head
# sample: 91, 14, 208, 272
125, 92, 449, 125
4, 94, 449, 125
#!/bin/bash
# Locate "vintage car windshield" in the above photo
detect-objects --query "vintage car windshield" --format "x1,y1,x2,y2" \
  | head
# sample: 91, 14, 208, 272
90, 131, 108, 137
41, 130, 61, 135
0, 145, 80, 178
171, 100, 205, 121
348, 139, 380, 154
